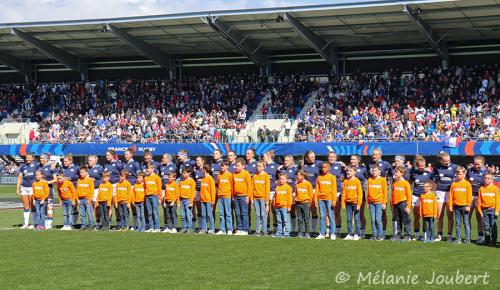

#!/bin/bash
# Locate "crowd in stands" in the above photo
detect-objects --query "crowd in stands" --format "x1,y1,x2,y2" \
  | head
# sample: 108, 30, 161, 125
0, 160, 19, 174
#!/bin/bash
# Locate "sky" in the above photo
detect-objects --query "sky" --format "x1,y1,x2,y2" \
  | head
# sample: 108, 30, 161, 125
0, 0, 357, 23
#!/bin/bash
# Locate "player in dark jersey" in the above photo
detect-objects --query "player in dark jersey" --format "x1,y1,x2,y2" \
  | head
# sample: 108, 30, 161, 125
227, 150, 237, 173
301, 150, 322, 234
467, 156, 487, 244
142, 150, 160, 173
245, 148, 258, 176
279, 155, 298, 234
409, 155, 433, 240
193, 156, 206, 232
264, 150, 279, 233
39, 153, 57, 229
104, 150, 122, 228
16, 152, 40, 229
124, 148, 141, 230
349, 155, 368, 237
61, 154, 80, 226
177, 150, 196, 176
211, 149, 223, 219
327, 152, 345, 236
87, 155, 103, 229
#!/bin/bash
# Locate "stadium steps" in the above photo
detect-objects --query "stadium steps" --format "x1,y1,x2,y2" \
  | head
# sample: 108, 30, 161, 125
279, 90, 319, 142
0, 120, 37, 144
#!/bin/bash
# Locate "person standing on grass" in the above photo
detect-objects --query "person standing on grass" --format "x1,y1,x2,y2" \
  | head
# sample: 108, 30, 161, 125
160, 154, 177, 230
144, 164, 162, 233
251, 161, 270, 236
327, 152, 345, 238
478, 174, 499, 246
314, 163, 337, 240
104, 150, 123, 229
163, 172, 179, 233
76, 167, 95, 230
273, 173, 292, 238
367, 166, 388, 240
39, 153, 57, 229
419, 181, 438, 243
61, 154, 80, 226
369, 148, 392, 240
56, 173, 76, 230
391, 166, 412, 242
88, 155, 103, 230
409, 155, 433, 241
467, 155, 487, 244
115, 170, 132, 231
32, 170, 49, 230
263, 150, 278, 234
199, 165, 216, 234
233, 158, 253, 235
179, 168, 196, 233
123, 148, 141, 230
97, 172, 113, 231
278, 155, 298, 234
449, 166, 473, 244
300, 150, 322, 234
16, 152, 40, 229
342, 166, 363, 241
295, 170, 313, 238
391, 155, 410, 239
193, 156, 206, 232
348, 155, 368, 238
132, 172, 147, 232
216, 161, 234, 235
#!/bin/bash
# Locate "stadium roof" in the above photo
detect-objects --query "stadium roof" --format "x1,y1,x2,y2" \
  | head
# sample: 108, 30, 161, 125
0, 0, 500, 76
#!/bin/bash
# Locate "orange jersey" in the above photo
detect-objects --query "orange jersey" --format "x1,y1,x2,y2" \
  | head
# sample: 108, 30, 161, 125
233, 170, 252, 196
341, 177, 363, 207
392, 179, 412, 209
32, 180, 49, 200
251, 172, 270, 201
449, 179, 472, 210
315, 173, 337, 202
200, 175, 216, 203
179, 178, 196, 204
164, 181, 180, 203
478, 184, 500, 215
295, 180, 313, 203
274, 183, 292, 210
217, 171, 233, 198
115, 179, 132, 203
57, 180, 76, 201
76, 177, 94, 200
132, 182, 146, 203
419, 192, 438, 218
144, 173, 162, 196
367, 176, 388, 204
97, 182, 113, 204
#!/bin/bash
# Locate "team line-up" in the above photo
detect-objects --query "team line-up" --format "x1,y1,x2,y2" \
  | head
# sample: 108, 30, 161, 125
16, 148, 499, 245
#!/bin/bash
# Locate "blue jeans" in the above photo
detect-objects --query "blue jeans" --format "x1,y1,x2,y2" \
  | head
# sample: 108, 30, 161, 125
98, 201, 109, 228
145, 195, 160, 230
454, 206, 470, 241
234, 195, 249, 232
423, 217, 435, 241
118, 203, 130, 228
369, 203, 383, 238
346, 203, 360, 236
201, 202, 215, 232
218, 198, 233, 233
275, 207, 290, 236
253, 199, 267, 234
319, 200, 334, 236
79, 198, 94, 226
134, 203, 145, 230
180, 198, 192, 230
34, 199, 46, 227
61, 200, 73, 226
482, 208, 497, 243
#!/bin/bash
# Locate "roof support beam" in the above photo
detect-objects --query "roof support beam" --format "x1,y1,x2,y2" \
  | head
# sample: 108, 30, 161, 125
403, 5, 448, 69
0, 53, 32, 82
108, 24, 173, 73
11, 28, 88, 79
202, 16, 268, 66
283, 12, 338, 73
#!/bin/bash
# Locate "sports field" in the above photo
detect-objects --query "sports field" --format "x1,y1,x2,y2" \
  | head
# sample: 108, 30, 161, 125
0, 185, 497, 289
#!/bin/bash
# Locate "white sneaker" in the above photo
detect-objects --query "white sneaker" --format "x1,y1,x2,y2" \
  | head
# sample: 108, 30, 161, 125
326, 229, 330, 236
20, 224, 29, 229
330, 234, 337, 240
215, 231, 226, 235
344, 235, 354, 240
153, 229, 161, 233
434, 235, 442, 242
234, 230, 241, 235
208, 230, 215, 234
353, 234, 361, 241
316, 234, 325, 240
45, 225, 52, 230
27, 225, 35, 230
145, 229, 153, 233
226, 231, 233, 236
129, 227, 135, 231
170, 228, 177, 234
162, 228, 171, 233
240, 231, 248, 236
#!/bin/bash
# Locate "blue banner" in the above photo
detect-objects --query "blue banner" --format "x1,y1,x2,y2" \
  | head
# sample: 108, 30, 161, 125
1, 141, 498, 156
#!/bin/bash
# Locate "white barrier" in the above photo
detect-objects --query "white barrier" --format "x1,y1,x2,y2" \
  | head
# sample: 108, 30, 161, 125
0, 175, 17, 185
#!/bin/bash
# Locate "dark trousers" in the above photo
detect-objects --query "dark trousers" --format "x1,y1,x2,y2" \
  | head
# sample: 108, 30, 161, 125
482, 207, 497, 245
165, 202, 178, 229
394, 201, 411, 238
99, 201, 109, 228
295, 202, 311, 234
423, 217, 435, 241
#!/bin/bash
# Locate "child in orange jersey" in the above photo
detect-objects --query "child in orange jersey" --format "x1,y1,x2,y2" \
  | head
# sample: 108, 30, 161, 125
56, 173, 76, 230
233, 158, 252, 235
273, 173, 292, 238
478, 174, 499, 246
179, 168, 196, 233
391, 166, 413, 242
163, 172, 179, 233
449, 166, 473, 244
97, 172, 113, 231
115, 170, 132, 231
32, 170, 49, 230
76, 167, 95, 230
420, 181, 437, 242
367, 166, 388, 240
342, 166, 363, 240
200, 165, 216, 234
251, 161, 270, 236
295, 170, 313, 238
315, 162, 337, 240
216, 161, 234, 235
132, 172, 146, 232
144, 164, 162, 232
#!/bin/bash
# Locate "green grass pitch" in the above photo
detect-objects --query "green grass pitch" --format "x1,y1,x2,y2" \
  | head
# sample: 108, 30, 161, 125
0, 185, 498, 289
